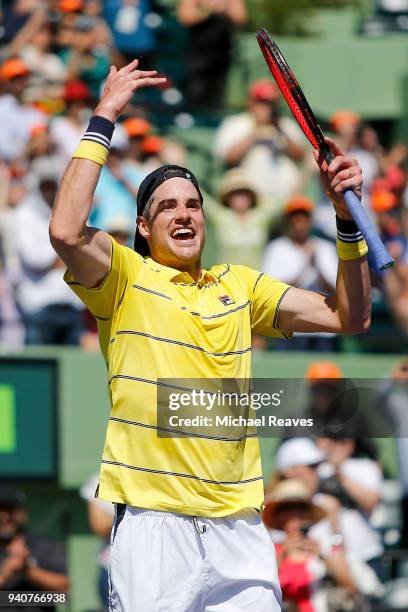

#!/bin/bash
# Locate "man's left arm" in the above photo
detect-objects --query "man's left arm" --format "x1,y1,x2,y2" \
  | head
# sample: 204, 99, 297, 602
278, 138, 371, 336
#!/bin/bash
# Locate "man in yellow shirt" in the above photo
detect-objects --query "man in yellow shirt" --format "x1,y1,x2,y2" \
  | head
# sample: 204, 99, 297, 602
50, 61, 370, 611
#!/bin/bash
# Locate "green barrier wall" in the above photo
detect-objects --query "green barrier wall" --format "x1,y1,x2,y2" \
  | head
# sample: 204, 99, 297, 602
0, 348, 403, 610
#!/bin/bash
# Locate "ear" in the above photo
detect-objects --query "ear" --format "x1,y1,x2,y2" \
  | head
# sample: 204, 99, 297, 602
137, 216, 150, 240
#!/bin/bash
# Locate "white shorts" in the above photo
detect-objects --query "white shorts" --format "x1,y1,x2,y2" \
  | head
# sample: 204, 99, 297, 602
109, 505, 282, 612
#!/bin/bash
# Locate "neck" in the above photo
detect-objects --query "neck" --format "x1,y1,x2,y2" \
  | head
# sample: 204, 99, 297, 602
180, 261, 202, 282
152, 255, 202, 282
293, 236, 309, 246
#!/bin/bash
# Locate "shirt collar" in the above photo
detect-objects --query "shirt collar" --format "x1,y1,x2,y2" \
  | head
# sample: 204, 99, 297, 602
144, 258, 218, 286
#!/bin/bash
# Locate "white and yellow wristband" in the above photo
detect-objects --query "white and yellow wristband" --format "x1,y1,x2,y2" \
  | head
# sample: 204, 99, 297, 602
336, 216, 368, 261
72, 115, 114, 166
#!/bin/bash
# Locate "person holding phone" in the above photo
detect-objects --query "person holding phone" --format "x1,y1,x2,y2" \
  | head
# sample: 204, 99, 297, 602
263, 479, 356, 612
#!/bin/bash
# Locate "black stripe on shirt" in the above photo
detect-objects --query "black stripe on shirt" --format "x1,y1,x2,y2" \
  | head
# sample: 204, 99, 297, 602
109, 375, 195, 393
132, 284, 172, 300
101, 459, 263, 486
201, 301, 250, 320
217, 264, 231, 280
117, 280, 128, 310
109, 416, 257, 441
272, 287, 291, 338
114, 330, 251, 356
252, 272, 264, 293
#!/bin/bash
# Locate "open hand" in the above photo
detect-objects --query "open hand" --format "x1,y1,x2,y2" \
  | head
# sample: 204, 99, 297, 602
95, 59, 167, 123
314, 137, 363, 220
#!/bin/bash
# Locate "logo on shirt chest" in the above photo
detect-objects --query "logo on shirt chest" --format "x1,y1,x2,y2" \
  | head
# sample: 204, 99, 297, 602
218, 295, 235, 306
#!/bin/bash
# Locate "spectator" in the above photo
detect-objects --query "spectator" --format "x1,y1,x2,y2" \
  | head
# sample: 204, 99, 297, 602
0, 0, 39, 44
123, 117, 187, 174
313, 112, 381, 240
379, 358, 408, 546
178, 0, 247, 110
103, 0, 157, 66
271, 438, 384, 584
50, 79, 92, 161
316, 437, 384, 580
80, 473, 114, 610
263, 479, 357, 612
0, 58, 45, 162
329, 111, 379, 202
0, 485, 69, 611
204, 168, 281, 269
0, 169, 26, 348
90, 127, 143, 231
214, 79, 306, 199
122, 116, 153, 172
11, 156, 84, 344
372, 190, 408, 334
6, 9, 67, 90
57, 9, 111, 98
262, 196, 338, 351
302, 362, 380, 446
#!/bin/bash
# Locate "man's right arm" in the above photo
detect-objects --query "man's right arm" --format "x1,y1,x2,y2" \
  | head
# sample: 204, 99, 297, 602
49, 60, 166, 289
49, 157, 110, 289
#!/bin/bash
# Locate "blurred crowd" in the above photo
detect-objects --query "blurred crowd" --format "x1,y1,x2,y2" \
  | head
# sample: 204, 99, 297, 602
261, 359, 408, 612
0, 0, 407, 353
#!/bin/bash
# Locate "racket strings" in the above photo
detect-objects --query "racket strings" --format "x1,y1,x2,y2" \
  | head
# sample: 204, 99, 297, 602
257, 31, 325, 151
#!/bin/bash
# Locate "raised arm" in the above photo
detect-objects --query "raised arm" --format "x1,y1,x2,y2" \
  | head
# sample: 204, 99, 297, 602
278, 138, 371, 336
49, 60, 166, 288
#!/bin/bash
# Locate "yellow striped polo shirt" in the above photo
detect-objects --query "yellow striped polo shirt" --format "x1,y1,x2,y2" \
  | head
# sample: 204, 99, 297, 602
65, 237, 292, 517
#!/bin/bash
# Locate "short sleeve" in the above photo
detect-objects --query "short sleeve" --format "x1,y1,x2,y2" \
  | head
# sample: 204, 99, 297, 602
64, 236, 143, 320
238, 267, 293, 339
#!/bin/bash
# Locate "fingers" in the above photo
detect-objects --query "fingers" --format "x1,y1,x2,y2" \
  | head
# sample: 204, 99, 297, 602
330, 160, 362, 191
331, 166, 363, 194
119, 58, 139, 75
327, 155, 358, 177
324, 136, 346, 157
133, 70, 160, 78
127, 76, 167, 90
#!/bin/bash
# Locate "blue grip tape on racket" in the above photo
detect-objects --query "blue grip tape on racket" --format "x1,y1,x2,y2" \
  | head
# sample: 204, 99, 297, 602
323, 146, 393, 271
342, 190, 393, 270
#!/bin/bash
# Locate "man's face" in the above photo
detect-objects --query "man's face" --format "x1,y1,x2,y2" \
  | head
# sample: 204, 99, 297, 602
288, 211, 311, 243
138, 177, 205, 270
0, 504, 21, 543
249, 99, 277, 125
283, 464, 319, 494
8, 75, 29, 99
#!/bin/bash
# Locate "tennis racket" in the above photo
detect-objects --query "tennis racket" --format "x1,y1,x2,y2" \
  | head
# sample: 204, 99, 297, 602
256, 28, 393, 271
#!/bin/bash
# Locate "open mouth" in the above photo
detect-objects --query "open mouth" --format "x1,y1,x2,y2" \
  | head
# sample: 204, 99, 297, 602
170, 227, 196, 241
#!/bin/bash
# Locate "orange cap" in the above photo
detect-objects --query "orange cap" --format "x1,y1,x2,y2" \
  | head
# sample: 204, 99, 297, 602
371, 190, 398, 214
329, 110, 361, 132
141, 135, 163, 154
0, 58, 29, 81
306, 362, 343, 382
249, 79, 280, 102
59, 0, 83, 12
123, 118, 151, 138
285, 195, 314, 215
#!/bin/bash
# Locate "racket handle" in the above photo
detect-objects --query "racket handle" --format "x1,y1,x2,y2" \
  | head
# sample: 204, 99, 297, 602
342, 190, 394, 271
